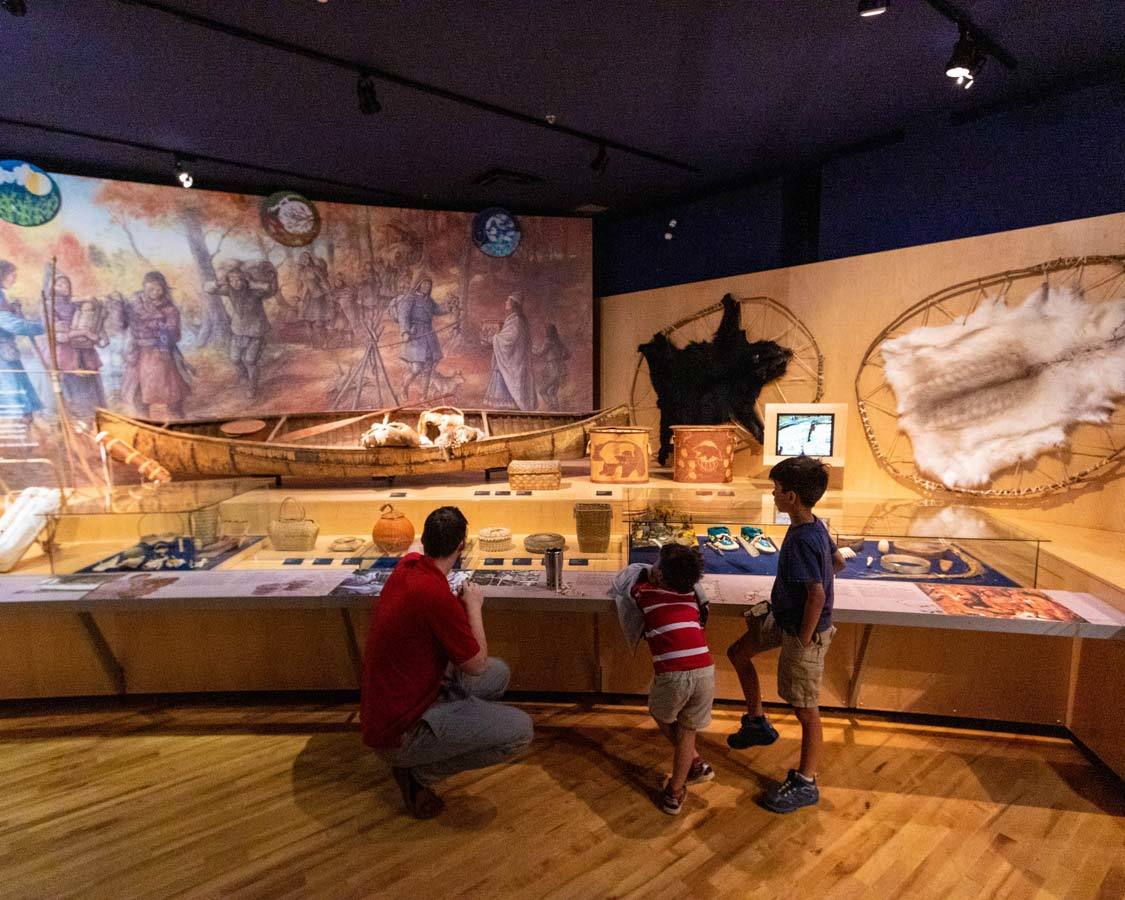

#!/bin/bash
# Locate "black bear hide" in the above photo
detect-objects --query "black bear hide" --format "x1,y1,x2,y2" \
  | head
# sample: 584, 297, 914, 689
639, 294, 792, 465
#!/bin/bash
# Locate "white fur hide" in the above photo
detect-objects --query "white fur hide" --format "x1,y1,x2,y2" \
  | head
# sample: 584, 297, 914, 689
0, 487, 61, 572
881, 286, 1125, 489
359, 421, 422, 448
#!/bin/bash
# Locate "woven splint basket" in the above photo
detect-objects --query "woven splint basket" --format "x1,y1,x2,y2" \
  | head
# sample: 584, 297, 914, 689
573, 502, 612, 554
508, 459, 562, 490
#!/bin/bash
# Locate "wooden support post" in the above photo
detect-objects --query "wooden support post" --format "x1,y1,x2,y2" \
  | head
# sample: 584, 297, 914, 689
848, 624, 875, 709
340, 607, 363, 685
76, 612, 126, 695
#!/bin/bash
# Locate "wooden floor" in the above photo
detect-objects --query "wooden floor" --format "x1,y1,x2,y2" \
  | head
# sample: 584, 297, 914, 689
0, 699, 1122, 900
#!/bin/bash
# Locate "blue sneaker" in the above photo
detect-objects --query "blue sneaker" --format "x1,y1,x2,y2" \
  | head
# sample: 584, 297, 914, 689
759, 769, 819, 813
727, 714, 779, 749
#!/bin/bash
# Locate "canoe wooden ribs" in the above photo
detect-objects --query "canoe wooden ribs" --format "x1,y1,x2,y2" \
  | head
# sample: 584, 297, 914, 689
93, 406, 631, 480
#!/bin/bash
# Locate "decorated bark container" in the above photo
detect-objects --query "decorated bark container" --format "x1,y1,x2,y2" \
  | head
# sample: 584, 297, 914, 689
588, 426, 650, 483
672, 425, 736, 483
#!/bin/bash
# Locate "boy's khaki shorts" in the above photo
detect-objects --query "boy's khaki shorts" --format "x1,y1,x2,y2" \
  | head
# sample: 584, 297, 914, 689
745, 605, 835, 709
649, 664, 715, 731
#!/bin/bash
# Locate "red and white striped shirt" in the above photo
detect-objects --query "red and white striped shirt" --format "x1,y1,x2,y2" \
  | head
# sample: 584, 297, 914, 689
632, 581, 712, 674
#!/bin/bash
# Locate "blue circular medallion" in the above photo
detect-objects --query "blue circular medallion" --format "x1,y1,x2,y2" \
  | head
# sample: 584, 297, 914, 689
472, 207, 521, 257
0, 160, 61, 227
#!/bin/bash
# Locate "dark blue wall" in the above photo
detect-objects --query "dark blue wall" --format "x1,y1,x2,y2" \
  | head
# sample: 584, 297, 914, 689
593, 178, 787, 297
595, 79, 1125, 296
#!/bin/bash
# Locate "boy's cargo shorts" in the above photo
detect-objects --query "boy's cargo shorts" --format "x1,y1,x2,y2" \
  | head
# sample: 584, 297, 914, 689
745, 603, 835, 708
648, 664, 715, 731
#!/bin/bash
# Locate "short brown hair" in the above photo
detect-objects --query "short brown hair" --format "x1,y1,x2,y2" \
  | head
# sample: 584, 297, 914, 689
421, 506, 468, 557
769, 455, 829, 508
657, 543, 703, 593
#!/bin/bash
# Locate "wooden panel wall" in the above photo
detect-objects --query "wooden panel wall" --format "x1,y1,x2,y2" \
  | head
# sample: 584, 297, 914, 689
599, 210, 1125, 533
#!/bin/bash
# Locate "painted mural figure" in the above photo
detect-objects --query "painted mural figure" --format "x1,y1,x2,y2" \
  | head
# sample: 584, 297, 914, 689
296, 252, 332, 348
122, 271, 192, 419
356, 262, 382, 332
536, 323, 571, 411
484, 293, 536, 410
328, 274, 358, 347
52, 274, 107, 419
101, 292, 129, 408
396, 276, 458, 400
205, 260, 276, 399
0, 260, 45, 420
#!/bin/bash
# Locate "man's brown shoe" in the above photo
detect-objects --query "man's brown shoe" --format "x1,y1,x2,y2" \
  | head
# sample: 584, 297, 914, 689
391, 767, 445, 819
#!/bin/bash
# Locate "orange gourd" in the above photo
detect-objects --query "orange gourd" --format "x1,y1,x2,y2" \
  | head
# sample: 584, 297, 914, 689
372, 503, 415, 554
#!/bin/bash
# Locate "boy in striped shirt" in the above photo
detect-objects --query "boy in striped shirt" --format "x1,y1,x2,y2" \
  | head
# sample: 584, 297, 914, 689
611, 543, 714, 814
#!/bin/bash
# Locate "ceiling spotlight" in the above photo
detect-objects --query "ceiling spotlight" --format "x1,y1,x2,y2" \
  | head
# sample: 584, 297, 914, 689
590, 143, 608, 174
946, 24, 986, 88
2, 0, 28, 16
663, 232, 674, 241
174, 158, 193, 189
357, 72, 381, 114
668, 218, 677, 228
858, 1, 887, 17
545, 113, 557, 125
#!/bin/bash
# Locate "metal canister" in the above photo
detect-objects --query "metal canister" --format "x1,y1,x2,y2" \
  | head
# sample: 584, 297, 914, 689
544, 547, 563, 591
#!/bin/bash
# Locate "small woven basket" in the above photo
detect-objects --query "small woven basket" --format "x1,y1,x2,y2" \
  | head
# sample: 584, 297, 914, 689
573, 502, 612, 553
508, 459, 562, 490
478, 527, 514, 553
524, 532, 566, 553
268, 497, 319, 551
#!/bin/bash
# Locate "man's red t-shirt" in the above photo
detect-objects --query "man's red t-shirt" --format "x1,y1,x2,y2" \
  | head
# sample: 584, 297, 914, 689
360, 553, 480, 750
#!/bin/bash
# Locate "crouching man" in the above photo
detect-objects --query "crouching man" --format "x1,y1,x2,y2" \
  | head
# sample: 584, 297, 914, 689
361, 506, 533, 818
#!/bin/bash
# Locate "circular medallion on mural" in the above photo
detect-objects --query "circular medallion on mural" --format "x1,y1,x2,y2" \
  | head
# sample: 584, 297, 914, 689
260, 191, 321, 246
472, 207, 521, 257
0, 160, 61, 227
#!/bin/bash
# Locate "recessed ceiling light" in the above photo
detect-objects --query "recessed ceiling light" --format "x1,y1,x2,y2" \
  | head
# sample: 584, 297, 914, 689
858, 1, 887, 17
946, 24, 986, 88
174, 158, 193, 189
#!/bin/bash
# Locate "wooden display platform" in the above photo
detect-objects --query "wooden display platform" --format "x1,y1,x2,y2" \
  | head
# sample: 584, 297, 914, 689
2, 478, 1123, 777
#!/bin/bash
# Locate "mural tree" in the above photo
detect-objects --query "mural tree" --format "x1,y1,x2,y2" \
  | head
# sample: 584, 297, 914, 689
95, 182, 258, 349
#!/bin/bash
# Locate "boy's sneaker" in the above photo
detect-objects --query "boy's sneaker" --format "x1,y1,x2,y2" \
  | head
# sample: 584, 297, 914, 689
758, 769, 819, 814
727, 714, 779, 749
660, 781, 687, 815
686, 758, 715, 785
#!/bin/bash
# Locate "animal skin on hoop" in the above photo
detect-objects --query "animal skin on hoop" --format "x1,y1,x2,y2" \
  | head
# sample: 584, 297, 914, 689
881, 286, 1125, 489
639, 294, 792, 465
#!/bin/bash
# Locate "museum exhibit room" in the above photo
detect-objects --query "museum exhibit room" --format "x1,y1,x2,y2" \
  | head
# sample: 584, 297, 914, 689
0, 0, 1122, 897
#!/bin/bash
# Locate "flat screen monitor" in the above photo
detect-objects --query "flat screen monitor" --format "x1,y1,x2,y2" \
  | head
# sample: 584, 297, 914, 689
776, 413, 835, 458
762, 403, 848, 467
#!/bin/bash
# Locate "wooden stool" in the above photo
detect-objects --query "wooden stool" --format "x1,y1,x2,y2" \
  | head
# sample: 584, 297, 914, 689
219, 418, 268, 442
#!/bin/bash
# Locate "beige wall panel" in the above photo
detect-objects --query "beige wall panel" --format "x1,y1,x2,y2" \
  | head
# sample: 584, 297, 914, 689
0, 612, 119, 698
601, 210, 1125, 533
1069, 637, 1125, 779
109, 610, 358, 692
850, 627, 1071, 724
485, 610, 599, 692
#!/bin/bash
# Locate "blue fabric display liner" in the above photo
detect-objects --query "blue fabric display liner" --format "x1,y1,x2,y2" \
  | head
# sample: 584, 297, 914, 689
79, 536, 265, 573
629, 538, 1017, 587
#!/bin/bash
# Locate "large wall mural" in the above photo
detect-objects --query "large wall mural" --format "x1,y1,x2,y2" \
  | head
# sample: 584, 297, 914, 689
0, 171, 592, 425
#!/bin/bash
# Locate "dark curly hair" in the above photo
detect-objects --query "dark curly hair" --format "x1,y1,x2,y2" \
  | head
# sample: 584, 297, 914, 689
657, 542, 704, 593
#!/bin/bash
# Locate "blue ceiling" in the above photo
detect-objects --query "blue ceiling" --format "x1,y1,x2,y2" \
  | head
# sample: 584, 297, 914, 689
1, 0, 1123, 215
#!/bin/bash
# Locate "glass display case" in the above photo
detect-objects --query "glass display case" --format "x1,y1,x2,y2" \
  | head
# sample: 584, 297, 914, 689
32, 479, 635, 576
25, 474, 1046, 588
37, 478, 275, 575
624, 489, 1046, 588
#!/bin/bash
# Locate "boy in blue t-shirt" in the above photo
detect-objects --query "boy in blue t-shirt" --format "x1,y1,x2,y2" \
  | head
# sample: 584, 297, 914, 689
725, 456, 844, 813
